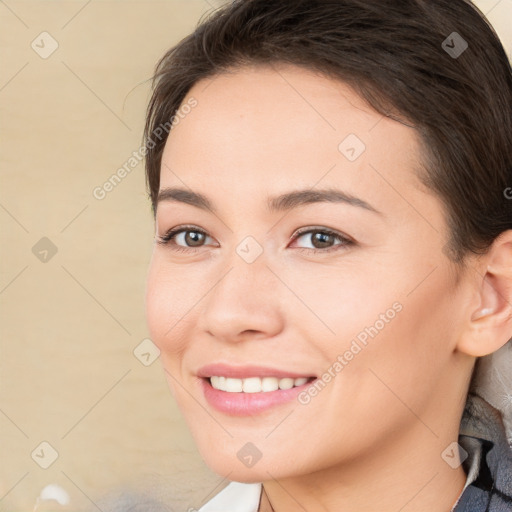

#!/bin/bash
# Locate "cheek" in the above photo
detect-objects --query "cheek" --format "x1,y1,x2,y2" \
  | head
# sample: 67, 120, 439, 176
297, 253, 457, 400
285, 261, 400, 350
145, 256, 189, 354
326, 263, 460, 423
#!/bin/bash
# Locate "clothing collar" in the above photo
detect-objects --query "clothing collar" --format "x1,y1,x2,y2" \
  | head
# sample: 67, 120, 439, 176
452, 393, 512, 511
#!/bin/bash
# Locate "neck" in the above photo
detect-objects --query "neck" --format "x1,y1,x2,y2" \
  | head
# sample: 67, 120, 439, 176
259, 419, 467, 512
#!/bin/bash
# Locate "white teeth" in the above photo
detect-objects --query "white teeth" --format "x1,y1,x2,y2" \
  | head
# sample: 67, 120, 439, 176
278, 378, 294, 390
261, 377, 279, 392
209, 376, 311, 393
224, 377, 243, 392
242, 377, 262, 393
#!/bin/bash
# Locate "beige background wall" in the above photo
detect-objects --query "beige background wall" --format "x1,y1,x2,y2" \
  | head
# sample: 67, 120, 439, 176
1, 1, 511, 510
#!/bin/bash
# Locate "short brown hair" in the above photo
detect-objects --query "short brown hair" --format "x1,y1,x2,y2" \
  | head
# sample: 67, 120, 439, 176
144, 0, 512, 265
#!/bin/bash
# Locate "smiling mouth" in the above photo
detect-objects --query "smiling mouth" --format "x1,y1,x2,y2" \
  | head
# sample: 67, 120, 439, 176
208, 375, 316, 393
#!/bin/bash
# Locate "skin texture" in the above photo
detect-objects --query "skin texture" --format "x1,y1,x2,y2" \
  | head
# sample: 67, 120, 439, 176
145, 63, 512, 512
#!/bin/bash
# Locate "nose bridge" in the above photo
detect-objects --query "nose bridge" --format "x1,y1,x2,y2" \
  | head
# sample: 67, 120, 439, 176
199, 239, 284, 340
214, 231, 272, 296
212, 241, 272, 310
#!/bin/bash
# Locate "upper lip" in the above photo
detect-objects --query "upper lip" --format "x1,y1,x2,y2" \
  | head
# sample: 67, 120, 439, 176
197, 363, 316, 379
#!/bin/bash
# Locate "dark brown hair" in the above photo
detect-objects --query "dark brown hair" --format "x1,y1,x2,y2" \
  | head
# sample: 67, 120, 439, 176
144, 0, 512, 265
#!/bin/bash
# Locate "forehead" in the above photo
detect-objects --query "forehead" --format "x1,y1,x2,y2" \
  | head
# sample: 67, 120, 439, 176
159, 63, 430, 217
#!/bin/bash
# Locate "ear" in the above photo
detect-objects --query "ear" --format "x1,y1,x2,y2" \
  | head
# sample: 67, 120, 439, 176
457, 230, 512, 357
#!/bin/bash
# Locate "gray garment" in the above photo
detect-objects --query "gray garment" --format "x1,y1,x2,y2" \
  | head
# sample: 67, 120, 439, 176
453, 393, 512, 511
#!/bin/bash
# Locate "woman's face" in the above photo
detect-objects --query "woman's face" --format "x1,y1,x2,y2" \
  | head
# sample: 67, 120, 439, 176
145, 64, 474, 481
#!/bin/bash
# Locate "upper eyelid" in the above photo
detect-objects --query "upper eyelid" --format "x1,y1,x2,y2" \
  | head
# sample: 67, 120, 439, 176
293, 226, 352, 240
158, 225, 346, 238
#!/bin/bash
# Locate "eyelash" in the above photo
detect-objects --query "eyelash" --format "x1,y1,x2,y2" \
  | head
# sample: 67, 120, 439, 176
156, 225, 355, 254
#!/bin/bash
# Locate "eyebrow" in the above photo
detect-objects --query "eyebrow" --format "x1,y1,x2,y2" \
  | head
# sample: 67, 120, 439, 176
156, 187, 383, 216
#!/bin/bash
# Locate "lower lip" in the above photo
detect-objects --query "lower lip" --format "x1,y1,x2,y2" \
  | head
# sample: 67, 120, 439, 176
201, 378, 315, 416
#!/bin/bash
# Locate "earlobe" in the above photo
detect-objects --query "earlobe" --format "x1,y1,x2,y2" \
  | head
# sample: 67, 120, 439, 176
457, 231, 512, 357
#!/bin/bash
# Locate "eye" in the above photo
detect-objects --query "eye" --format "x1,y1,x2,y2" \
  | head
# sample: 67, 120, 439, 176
156, 225, 355, 254
289, 227, 354, 253
156, 225, 216, 252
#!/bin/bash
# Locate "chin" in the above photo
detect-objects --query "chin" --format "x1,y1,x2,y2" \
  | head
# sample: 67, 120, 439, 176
225, 471, 267, 484
198, 450, 270, 482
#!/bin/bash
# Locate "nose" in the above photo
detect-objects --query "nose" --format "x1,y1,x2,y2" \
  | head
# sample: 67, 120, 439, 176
197, 250, 285, 344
